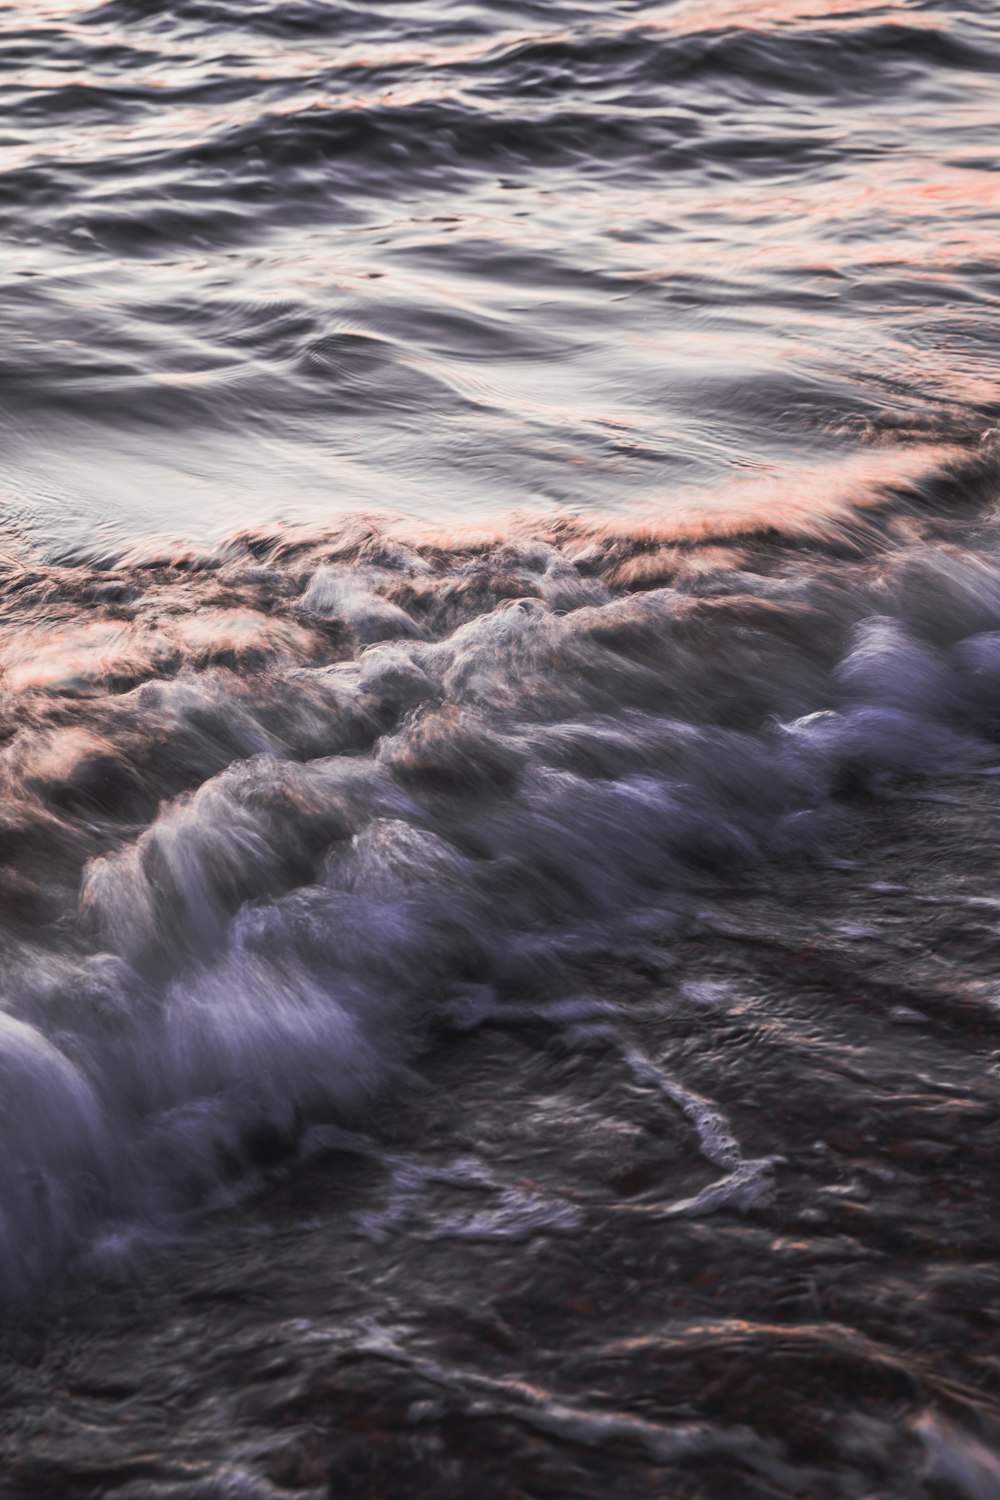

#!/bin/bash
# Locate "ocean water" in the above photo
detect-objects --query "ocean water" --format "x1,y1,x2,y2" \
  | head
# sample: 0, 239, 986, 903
2, 1, 1000, 1496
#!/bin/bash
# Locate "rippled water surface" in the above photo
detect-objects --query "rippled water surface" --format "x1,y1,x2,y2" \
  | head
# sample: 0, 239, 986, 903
2, 0, 999, 547
2, 2, 1000, 1497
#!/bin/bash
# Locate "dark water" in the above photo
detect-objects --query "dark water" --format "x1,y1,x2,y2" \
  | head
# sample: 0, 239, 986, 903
2, 1, 1000, 1495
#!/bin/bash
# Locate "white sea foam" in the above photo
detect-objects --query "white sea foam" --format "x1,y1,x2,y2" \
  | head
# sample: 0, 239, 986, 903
623, 1046, 780, 1215
1, 514, 1000, 1290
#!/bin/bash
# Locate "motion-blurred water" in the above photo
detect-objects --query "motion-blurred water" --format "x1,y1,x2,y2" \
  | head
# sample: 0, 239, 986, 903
2, 3, 1000, 1496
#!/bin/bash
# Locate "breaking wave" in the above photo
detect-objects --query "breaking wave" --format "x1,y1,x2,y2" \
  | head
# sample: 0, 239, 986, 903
1, 451, 999, 1293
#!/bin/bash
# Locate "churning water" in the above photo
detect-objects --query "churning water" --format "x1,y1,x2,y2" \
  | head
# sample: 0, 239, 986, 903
1, 2, 1000, 1496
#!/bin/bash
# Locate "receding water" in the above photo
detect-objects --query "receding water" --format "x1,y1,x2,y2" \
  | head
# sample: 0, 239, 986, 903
1, 2, 1000, 1497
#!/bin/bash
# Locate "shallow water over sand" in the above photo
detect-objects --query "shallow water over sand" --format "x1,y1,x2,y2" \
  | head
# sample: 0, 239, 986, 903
2, 0, 1000, 1495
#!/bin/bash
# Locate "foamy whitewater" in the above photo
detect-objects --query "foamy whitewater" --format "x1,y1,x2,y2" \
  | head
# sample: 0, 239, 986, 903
2, 1, 1000, 1495
0, 475, 998, 1294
